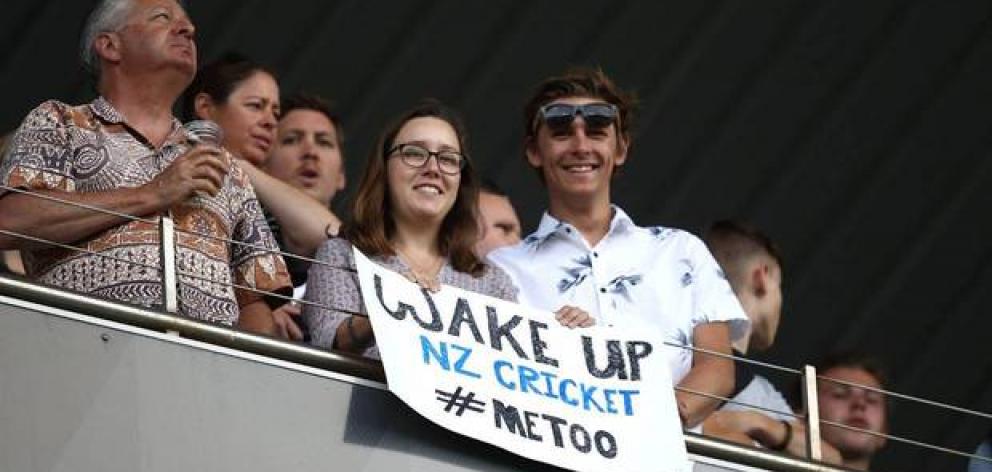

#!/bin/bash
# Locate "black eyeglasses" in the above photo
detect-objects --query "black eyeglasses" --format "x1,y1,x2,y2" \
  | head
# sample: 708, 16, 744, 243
387, 143, 466, 175
535, 102, 619, 134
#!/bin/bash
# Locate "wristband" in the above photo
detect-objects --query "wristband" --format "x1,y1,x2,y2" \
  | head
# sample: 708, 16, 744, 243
770, 419, 792, 451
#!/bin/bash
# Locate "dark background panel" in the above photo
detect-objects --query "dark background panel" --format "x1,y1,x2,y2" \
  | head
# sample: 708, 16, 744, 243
2, 1, 991, 470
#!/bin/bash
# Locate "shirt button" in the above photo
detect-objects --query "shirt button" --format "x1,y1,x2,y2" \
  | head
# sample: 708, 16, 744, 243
600, 288, 607, 293
565, 228, 572, 233
592, 252, 599, 258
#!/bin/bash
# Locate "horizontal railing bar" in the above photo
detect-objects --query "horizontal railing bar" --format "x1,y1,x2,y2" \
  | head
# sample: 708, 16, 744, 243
817, 374, 992, 421
819, 418, 992, 464
0, 228, 163, 272
0, 227, 367, 318
0, 183, 353, 275
7, 216, 989, 430
675, 385, 804, 421
0, 184, 158, 224
684, 433, 855, 472
0, 272, 384, 382
663, 341, 803, 375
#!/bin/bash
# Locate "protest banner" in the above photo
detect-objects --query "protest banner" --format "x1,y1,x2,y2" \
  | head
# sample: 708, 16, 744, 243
353, 248, 690, 472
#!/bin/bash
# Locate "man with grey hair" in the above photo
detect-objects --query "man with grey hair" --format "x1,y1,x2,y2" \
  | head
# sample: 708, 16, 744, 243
0, 0, 293, 336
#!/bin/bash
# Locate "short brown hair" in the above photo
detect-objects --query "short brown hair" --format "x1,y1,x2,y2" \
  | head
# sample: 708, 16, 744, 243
816, 351, 889, 392
522, 67, 637, 180
347, 99, 484, 276
789, 351, 890, 412
281, 92, 345, 151
704, 220, 783, 291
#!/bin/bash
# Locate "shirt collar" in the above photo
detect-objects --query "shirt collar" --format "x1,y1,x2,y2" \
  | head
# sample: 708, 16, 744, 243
90, 96, 185, 146
527, 204, 635, 245
531, 212, 567, 242
606, 205, 635, 234
90, 96, 127, 124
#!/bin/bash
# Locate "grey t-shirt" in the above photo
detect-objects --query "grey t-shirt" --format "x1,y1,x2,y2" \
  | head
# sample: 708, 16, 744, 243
302, 237, 518, 359
721, 374, 795, 421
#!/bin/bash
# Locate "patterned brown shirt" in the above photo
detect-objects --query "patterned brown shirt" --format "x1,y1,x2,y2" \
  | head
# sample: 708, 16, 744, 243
0, 97, 291, 325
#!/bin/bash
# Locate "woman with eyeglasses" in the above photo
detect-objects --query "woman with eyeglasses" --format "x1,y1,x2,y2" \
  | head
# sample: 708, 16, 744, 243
302, 100, 591, 357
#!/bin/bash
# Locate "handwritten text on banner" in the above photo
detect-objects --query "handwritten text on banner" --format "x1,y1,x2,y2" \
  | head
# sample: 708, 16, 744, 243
354, 248, 689, 472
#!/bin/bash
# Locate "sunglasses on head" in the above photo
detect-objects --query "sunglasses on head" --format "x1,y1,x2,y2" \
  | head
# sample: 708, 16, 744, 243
536, 102, 619, 134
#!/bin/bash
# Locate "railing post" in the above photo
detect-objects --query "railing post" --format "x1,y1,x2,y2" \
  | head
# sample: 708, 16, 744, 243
159, 215, 178, 314
802, 364, 823, 461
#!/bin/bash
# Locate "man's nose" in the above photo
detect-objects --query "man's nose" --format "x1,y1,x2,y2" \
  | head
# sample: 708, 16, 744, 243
301, 138, 318, 160
850, 390, 869, 410
174, 16, 195, 38
568, 119, 594, 153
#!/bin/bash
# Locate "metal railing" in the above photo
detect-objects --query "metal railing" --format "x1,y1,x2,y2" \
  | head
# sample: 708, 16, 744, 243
1, 181, 990, 471
663, 340, 992, 466
0, 271, 847, 472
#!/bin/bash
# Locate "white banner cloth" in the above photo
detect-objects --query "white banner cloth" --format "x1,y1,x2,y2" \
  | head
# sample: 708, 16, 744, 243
354, 248, 690, 472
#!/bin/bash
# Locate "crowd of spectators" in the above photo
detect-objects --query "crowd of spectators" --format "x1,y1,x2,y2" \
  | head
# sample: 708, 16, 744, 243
6, 0, 973, 470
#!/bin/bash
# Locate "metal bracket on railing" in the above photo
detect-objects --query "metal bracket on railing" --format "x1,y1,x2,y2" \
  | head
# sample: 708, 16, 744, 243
159, 215, 178, 314
801, 365, 823, 461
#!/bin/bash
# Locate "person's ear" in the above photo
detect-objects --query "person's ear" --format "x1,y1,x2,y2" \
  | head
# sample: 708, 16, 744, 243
193, 93, 216, 121
614, 133, 630, 166
336, 171, 347, 191
751, 263, 769, 298
93, 32, 123, 65
524, 137, 542, 168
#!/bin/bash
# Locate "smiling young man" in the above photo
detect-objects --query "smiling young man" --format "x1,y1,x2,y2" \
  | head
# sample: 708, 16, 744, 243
488, 68, 749, 429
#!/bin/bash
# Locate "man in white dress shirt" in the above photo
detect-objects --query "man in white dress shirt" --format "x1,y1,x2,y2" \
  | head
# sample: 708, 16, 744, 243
489, 68, 748, 428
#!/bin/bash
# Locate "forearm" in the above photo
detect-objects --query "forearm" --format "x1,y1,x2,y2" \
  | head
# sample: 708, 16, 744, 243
239, 161, 339, 256
707, 411, 798, 452
706, 411, 840, 463
2, 250, 24, 274
333, 316, 374, 353
676, 355, 734, 427
740, 411, 789, 448
0, 187, 165, 249
237, 299, 277, 336
677, 321, 734, 428
703, 411, 767, 446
